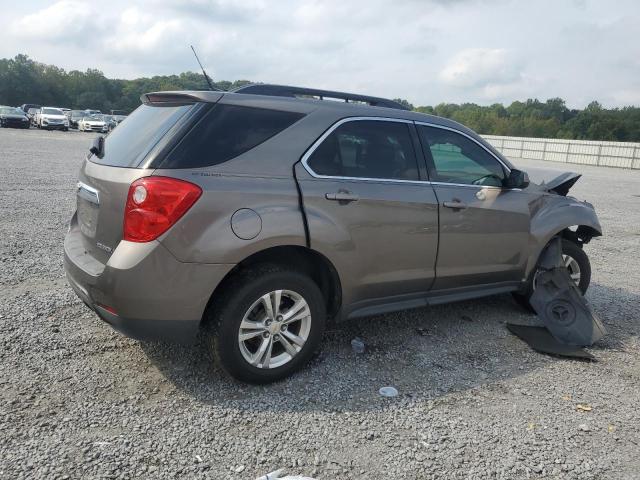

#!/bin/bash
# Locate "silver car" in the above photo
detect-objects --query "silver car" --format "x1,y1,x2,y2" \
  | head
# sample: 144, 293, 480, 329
64, 85, 602, 383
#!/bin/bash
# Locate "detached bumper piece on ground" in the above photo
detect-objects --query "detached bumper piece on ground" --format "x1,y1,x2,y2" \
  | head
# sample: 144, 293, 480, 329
508, 238, 606, 359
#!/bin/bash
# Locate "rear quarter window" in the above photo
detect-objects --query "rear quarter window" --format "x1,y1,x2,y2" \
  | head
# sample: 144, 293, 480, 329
157, 104, 305, 169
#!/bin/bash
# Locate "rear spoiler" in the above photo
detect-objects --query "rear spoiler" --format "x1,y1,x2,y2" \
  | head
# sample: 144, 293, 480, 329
141, 91, 224, 105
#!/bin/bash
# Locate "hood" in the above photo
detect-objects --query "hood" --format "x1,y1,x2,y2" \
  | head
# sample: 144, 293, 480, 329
525, 167, 581, 196
42, 114, 67, 120
85, 120, 106, 125
1, 113, 28, 120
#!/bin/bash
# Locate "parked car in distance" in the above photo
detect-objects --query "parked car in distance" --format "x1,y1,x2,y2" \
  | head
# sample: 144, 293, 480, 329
0, 106, 31, 128
26, 108, 40, 124
69, 110, 86, 129
35, 107, 69, 131
101, 114, 116, 131
112, 114, 127, 128
64, 85, 602, 383
77, 114, 108, 132
20, 104, 41, 116
100, 114, 127, 131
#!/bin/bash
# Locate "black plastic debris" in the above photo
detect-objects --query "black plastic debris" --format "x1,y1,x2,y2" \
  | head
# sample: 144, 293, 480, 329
508, 237, 606, 357
506, 324, 594, 360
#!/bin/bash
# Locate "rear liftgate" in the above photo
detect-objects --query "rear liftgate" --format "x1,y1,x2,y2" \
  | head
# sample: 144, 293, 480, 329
508, 237, 606, 359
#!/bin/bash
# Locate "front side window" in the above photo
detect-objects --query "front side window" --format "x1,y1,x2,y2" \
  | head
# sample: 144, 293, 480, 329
418, 125, 505, 187
307, 120, 419, 181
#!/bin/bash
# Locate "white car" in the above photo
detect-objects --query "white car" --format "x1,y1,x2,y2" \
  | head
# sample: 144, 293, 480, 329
36, 107, 69, 131
78, 115, 108, 133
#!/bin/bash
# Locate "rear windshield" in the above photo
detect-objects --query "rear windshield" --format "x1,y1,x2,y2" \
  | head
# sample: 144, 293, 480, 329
89, 104, 192, 168
156, 104, 305, 169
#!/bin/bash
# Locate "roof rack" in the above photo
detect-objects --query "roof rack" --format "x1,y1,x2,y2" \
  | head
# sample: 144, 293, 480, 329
233, 84, 410, 111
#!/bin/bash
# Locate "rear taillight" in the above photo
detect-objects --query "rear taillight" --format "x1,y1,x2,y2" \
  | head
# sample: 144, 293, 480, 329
123, 177, 202, 242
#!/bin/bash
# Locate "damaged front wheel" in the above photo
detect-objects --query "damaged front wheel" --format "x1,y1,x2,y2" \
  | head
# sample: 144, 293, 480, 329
513, 239, 591, 311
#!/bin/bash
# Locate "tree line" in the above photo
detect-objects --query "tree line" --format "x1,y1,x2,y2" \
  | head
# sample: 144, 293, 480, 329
2, 54, 639, 141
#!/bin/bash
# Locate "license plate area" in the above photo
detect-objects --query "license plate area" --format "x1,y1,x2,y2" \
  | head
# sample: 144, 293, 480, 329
77, 182, 100, 238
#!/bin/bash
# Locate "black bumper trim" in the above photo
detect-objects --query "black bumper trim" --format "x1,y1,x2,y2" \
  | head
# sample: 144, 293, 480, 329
94, 306, 200, 344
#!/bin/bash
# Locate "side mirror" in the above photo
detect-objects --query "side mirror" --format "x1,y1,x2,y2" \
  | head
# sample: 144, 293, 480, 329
505, 168, 529, 189
89, 136, 105, 159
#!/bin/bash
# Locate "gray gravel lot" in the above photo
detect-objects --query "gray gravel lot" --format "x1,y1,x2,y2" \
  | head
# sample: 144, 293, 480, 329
1, 127, 639, 480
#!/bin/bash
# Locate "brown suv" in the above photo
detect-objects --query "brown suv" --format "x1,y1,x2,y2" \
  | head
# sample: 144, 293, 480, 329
64, 85, 601, 383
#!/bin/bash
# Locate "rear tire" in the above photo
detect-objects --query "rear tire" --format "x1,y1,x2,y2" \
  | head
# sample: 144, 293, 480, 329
204, 265, 326, 384
513, 238, 591, 311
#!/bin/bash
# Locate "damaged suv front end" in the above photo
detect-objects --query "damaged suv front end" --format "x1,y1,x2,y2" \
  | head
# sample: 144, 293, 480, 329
512, 167, 602, 311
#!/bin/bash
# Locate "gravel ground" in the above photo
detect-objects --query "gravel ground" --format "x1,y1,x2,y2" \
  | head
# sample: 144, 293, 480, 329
1, 127, 639, 480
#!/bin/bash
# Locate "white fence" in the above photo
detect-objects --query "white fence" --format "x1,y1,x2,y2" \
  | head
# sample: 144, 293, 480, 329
482, 135, 640, 169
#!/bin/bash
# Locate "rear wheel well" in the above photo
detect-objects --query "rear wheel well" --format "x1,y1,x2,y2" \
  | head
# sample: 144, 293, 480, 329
204, 246, 342, 322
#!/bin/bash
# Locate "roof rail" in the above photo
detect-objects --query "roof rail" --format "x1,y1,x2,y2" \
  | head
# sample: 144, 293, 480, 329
233, 84, 410, 111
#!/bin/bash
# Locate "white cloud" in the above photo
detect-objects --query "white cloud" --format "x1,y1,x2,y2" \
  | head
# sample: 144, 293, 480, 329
11, 1, 98, 41
2, 0, 639, 107
440, 48, 522, 89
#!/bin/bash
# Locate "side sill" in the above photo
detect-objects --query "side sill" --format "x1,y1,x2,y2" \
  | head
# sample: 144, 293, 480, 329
346, 282, 521, 320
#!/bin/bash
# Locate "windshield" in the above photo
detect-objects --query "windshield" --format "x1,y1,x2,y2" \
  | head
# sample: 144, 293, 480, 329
86, 115, 103, 121
42, 108, 63, 115
0, 107, 21, 115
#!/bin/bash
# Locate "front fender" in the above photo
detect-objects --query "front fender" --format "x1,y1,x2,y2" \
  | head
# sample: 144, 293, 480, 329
525, 194, 602, 277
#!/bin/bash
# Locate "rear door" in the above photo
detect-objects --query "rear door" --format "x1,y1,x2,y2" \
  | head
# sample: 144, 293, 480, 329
416, 124, 531, 290
295, 118, 439, 313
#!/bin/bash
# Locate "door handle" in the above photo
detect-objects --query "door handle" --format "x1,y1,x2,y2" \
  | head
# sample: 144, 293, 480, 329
325, 192, 359, 203
443, 200, 467, 210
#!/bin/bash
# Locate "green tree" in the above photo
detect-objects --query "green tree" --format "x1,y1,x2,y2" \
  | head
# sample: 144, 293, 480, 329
1, 54, 639, 141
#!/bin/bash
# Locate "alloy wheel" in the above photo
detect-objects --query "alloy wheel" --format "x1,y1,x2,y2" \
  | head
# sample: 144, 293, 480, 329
238, 289, 312, 369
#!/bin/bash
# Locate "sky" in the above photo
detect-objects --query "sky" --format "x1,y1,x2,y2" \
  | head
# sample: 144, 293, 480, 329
2, 0, 639, 108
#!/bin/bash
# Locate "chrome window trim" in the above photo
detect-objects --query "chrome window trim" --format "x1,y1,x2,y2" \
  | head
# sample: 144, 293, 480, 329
300, 116, 515, 189
300, 116, 419, 184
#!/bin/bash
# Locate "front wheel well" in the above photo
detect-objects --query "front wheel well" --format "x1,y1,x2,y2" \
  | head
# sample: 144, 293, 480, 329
204, 246, 342, 322
561, 225, 601, 246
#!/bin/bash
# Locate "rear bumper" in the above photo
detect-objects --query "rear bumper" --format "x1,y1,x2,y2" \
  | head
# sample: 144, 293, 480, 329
64, 218, 234, 343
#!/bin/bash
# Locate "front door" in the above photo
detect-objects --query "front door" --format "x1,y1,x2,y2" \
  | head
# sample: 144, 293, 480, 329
416, 124, 531, 290
295, 118, 439, 313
